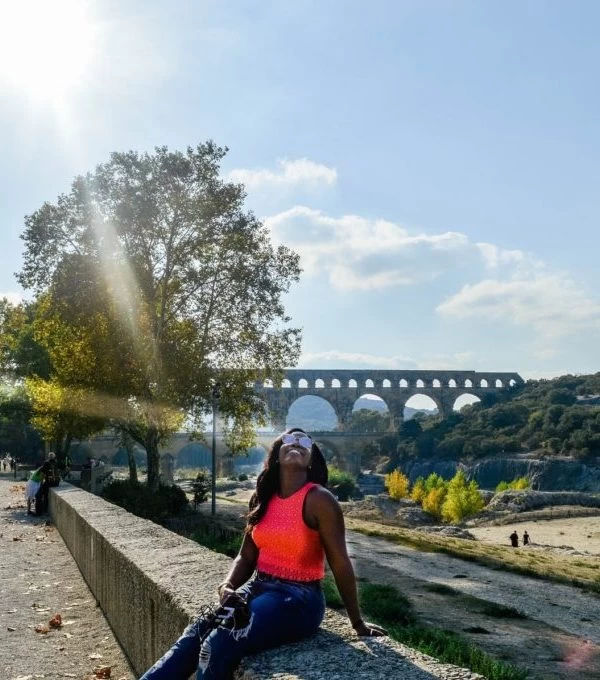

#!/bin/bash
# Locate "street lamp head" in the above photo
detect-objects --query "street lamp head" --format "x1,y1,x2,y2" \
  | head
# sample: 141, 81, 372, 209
211, 381, 221, 401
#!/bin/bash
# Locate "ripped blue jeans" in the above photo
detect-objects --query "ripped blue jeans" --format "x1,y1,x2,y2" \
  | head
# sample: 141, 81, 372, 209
139, 575, 325, 680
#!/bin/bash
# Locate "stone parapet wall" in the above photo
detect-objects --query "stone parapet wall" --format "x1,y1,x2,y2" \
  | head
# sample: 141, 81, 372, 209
49, 483, 228, 676
49, 484, 482, 679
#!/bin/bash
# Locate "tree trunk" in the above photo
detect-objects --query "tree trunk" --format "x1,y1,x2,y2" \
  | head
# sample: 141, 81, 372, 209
145, 427, 161, 492
122, 432, 138, 483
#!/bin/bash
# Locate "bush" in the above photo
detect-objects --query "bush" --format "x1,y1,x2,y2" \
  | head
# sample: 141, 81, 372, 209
192, 469, 211, 507
328, 466, 357, 501
422, 487, 446, 519
441, 471, 484, 523
495, 476, 531, 492
237, 473, 248, 481
102, 480, 188, 521
385, 469, 410, 500
410, 477, 426, 503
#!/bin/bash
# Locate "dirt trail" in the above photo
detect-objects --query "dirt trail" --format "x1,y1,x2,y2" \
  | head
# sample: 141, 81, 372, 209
346, 530, 600, 679
0, 477, 135, 680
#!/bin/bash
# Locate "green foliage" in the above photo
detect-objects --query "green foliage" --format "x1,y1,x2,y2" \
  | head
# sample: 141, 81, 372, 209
102, 479, 188, 520
327, 466, 357, 501
192, 469, 211, 506
392, 372, 600, 462
17, 144, 302, 489
495, 476, 531, 492
190, 526, 241, 558
441, 471, 484, 523
349, 408, 390, 433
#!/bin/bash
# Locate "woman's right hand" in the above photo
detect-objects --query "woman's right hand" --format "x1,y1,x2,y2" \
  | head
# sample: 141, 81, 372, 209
353, 620, 387, 637
218, 584, 237, 604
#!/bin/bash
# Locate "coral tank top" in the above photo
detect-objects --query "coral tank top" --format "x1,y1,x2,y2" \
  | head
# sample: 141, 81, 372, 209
252, 482, 325, 581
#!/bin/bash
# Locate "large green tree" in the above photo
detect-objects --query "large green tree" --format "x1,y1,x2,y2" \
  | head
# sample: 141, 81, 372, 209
18, 143, 301, 489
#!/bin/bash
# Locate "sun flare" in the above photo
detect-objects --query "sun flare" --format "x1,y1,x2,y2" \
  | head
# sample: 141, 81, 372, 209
0, 0, 96, 99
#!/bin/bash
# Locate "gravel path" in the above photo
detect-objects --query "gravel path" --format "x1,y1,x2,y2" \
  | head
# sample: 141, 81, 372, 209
0, 477, 135, 680
346, 529, 600, 644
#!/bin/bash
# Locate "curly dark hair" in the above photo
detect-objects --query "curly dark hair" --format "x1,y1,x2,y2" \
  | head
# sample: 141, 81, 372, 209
245, 427, 328, 531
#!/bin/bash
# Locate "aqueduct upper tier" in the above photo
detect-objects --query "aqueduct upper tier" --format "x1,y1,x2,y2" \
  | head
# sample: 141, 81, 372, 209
254, 369, 524, 431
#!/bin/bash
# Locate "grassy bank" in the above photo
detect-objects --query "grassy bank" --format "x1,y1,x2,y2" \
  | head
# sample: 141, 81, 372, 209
345, 517, 600, 594
190, 525, 529, 680
322, 576, 528, 680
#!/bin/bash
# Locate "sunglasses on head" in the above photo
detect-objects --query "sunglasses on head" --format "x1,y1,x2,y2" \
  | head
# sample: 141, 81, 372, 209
281, 433, 312, 448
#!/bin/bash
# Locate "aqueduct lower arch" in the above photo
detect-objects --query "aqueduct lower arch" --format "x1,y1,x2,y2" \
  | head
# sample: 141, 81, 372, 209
255, 369, 524, 432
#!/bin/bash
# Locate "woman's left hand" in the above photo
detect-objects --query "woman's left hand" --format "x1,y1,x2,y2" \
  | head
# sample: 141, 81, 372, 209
354, 621, 387, 637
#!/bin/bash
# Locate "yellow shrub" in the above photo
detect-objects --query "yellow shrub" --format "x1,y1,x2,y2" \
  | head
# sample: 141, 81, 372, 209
411, 477, 426, 503
385, 469, 410, 500
422, 487, 446, 519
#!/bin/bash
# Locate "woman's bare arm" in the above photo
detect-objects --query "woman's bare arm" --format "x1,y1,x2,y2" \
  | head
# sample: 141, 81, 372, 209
218, 533, 259, 602
307, 487, 386, 637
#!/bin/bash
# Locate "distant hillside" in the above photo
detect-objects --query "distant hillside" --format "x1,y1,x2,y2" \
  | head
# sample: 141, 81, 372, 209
387, 372, 600, 464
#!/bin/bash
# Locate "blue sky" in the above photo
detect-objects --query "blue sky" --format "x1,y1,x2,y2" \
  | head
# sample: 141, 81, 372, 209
1, 0, 599, 382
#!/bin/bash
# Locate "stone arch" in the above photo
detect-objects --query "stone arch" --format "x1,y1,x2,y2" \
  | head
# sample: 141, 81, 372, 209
399, 378, 408, 388
403, 394, 439, 420
282, 379, 291, 388
351, 394, 390, 432
509, 379, 517, 387
299, 378, 308, 388
315, 378, 325, 388
365, 378, 374, 388
453, 393, 481, 412
495, 379, 504, 388
432, 379, 441, 388
382, 379, 391, 388
263, 378, 273, 388
416, 378, 425, 388
234, 445, 266, 475
448, 379, 457, 388
464, 379, 473, 388
349, 379, 358, 388
177, 442, 211, 468
312, 438, 344, 469
480, 379, 488, 388
287, 395, 338, 431
331, 378, 341, 388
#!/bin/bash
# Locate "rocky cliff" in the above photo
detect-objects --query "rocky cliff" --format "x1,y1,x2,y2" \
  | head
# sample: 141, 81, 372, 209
403, 456, 600, 492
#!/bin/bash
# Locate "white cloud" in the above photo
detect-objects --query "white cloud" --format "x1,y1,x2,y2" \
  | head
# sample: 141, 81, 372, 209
228, 159, 337, 190
264, 206, 520, 292
0, 291, 23, 305
437, 275, 600, 339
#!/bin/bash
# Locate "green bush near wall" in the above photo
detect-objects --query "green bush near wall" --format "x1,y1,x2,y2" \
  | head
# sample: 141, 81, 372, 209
102, 479, 189, 520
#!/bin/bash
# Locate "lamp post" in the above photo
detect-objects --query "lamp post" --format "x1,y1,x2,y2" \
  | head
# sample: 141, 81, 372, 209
211, 382, 221, 516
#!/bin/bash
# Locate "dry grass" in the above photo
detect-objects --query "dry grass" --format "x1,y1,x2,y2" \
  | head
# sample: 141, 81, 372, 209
345, 517, 600, 593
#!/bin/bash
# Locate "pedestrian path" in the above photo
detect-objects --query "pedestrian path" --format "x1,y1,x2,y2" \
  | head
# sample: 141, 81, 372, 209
0, 478, 135, 680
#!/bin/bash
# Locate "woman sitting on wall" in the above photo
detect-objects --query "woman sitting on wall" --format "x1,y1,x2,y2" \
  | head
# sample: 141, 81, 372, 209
140, 427, 386, 679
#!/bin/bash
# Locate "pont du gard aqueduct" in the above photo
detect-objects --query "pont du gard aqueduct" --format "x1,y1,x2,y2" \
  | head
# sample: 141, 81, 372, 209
85, 369, 524, 475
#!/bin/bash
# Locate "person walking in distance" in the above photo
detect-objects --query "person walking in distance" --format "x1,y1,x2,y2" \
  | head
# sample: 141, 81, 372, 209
523, 530, 530, 546
509, 530, 519, 547
140, 428, 386, 679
